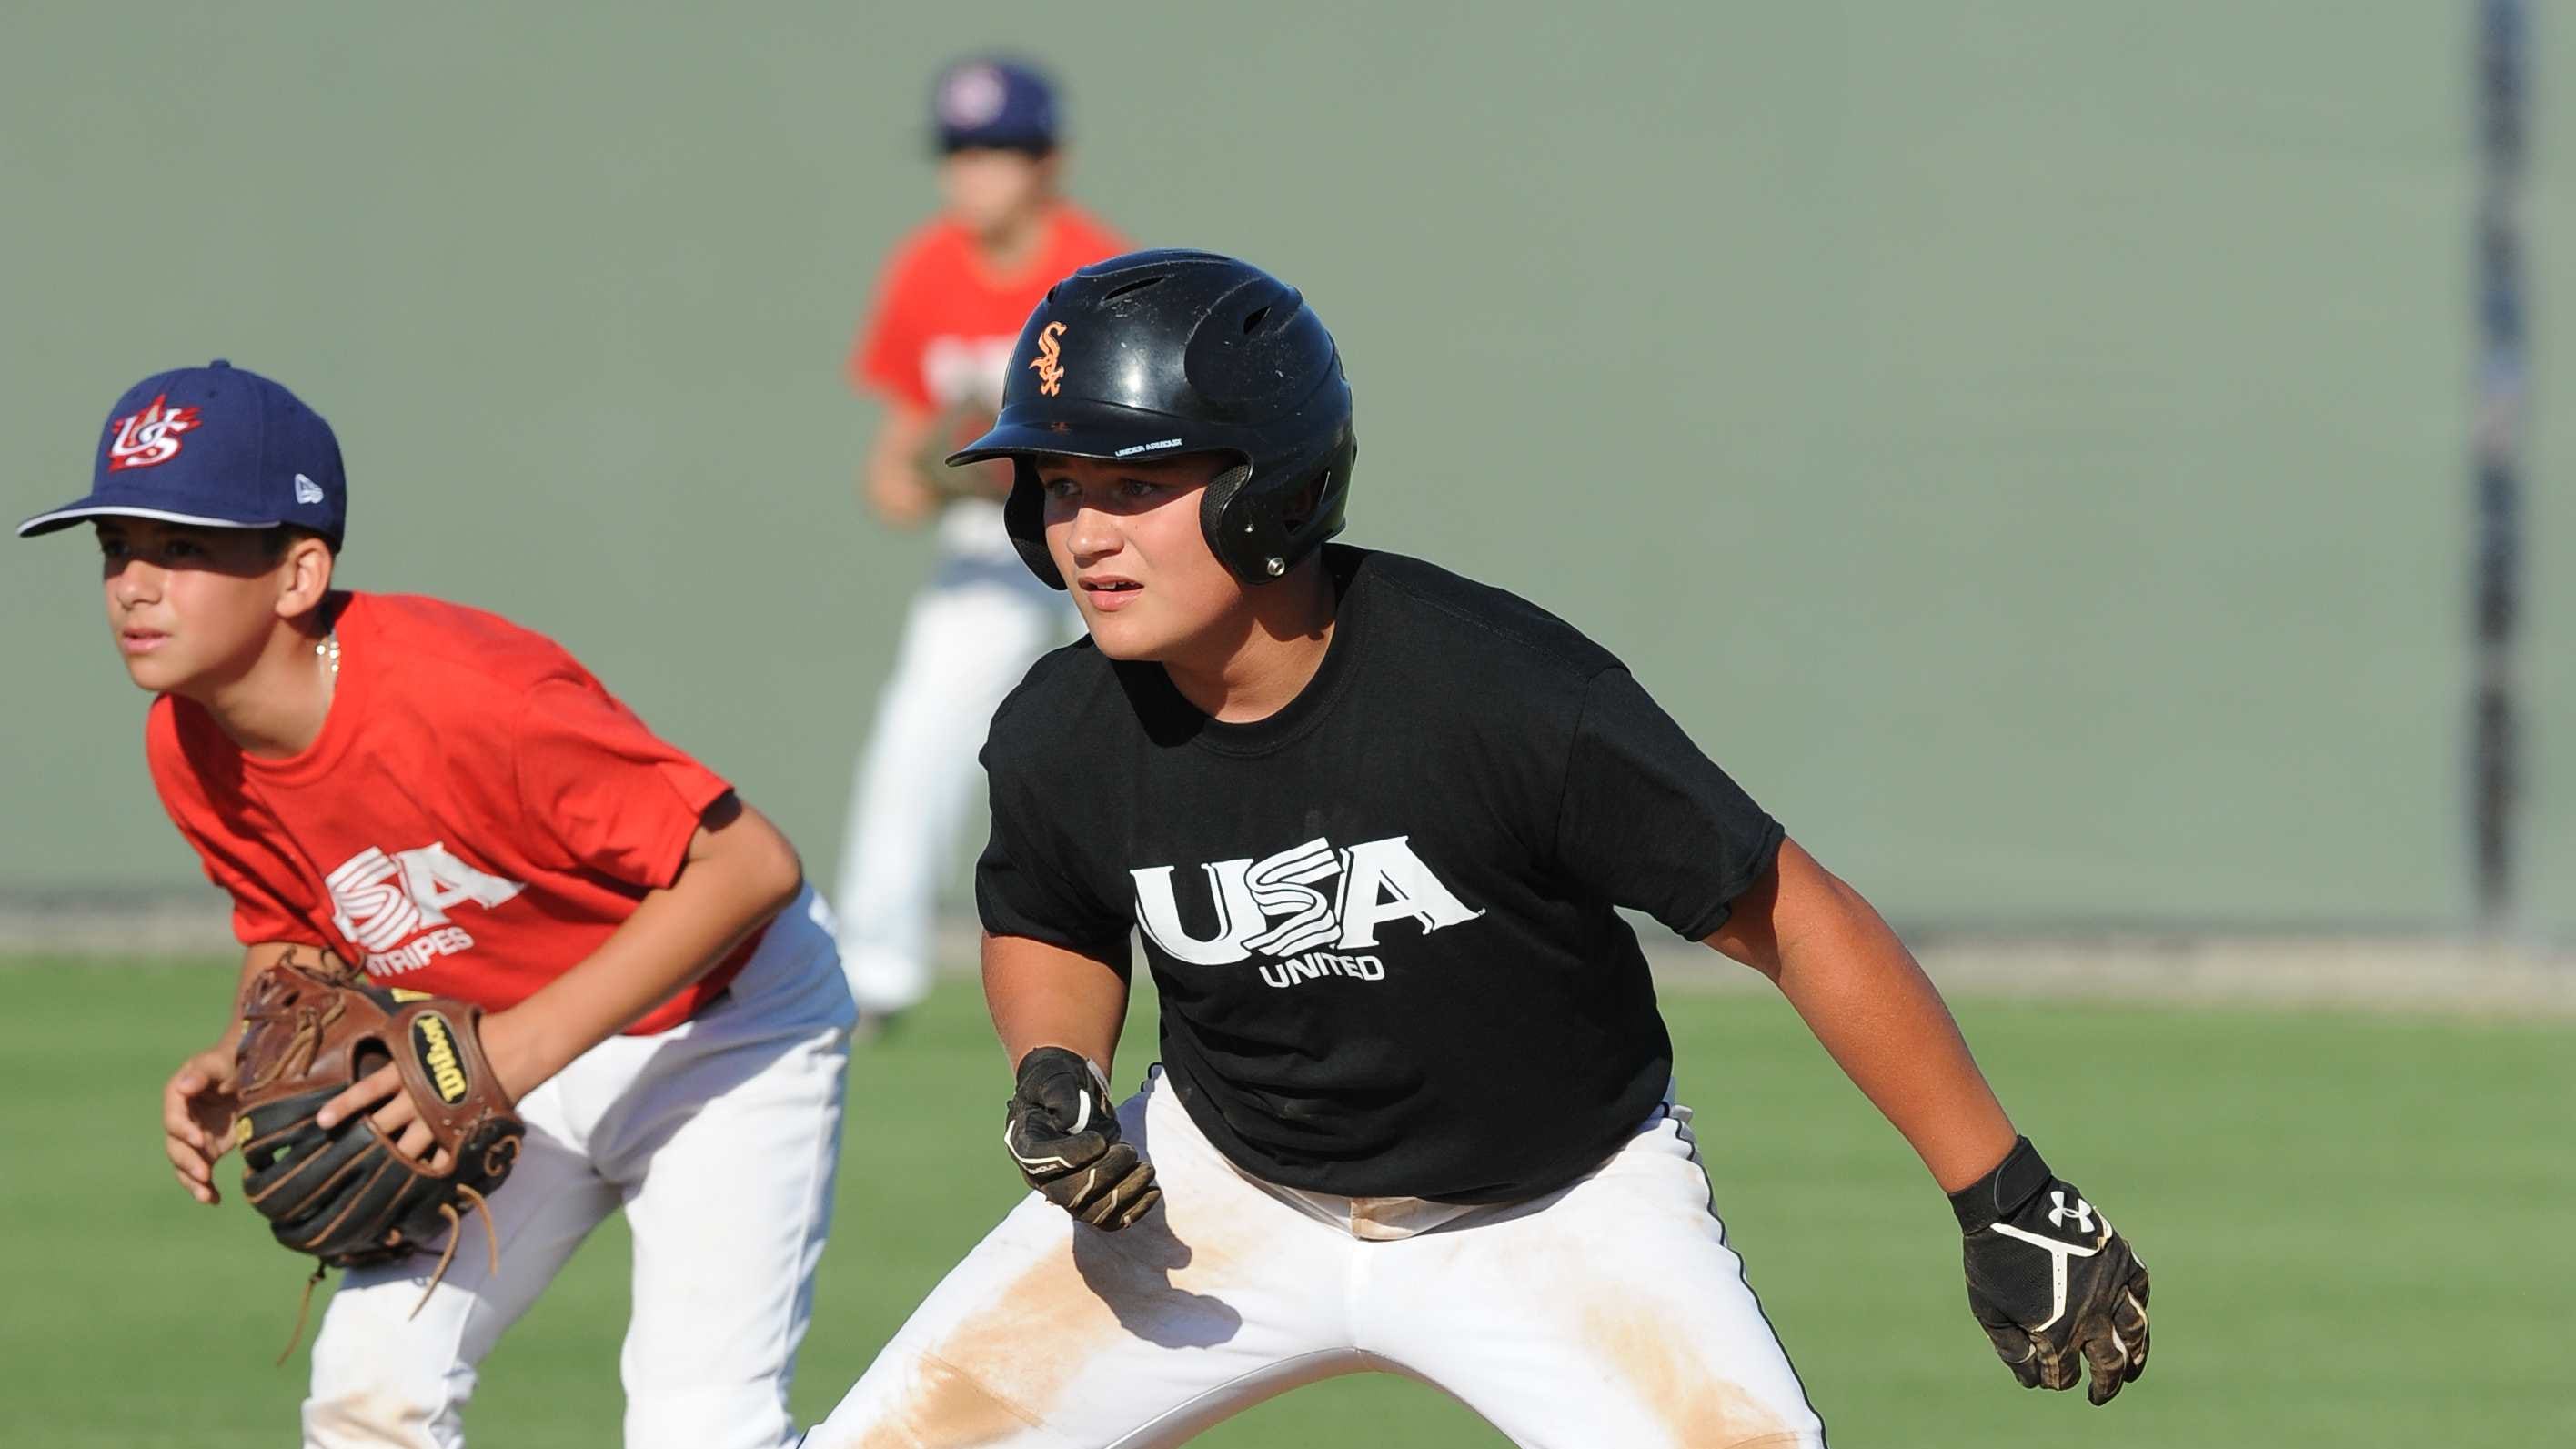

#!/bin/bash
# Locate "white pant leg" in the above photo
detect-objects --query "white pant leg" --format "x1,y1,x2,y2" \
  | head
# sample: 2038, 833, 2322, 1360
305, 889, 853, 1449
834, 568, 1072, 1015
593, 891, 857, 1449
302, 1082, 620, 1448
803, 1072, 1363, 1449
1362, 1102, 1827, 1449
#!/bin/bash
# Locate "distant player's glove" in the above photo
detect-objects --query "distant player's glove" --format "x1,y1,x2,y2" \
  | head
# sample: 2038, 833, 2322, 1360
1004, 1047, 1160, 1231
918, 402, 1012, 504
1950, 1136, 2151, 1405
231, 957, 525, 1345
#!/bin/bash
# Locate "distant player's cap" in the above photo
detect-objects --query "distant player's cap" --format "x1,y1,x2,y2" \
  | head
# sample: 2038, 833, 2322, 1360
932, 57, 1059, 154
16, 359, 347, 548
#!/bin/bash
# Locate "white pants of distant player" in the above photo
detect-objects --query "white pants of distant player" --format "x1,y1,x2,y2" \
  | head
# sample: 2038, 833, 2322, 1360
835, 520, 1074, 1015
806, 1068, 1827, 1449
302, 887, 856, 1449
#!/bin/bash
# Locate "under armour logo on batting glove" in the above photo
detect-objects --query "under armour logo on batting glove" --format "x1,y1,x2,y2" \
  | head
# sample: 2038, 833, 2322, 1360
1004, 1047, 1161, 1231
1949, 1136, 2152, 1405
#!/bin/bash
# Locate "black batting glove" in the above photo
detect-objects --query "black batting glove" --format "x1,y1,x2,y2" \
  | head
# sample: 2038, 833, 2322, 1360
1949, 1136, 2152, 1405
1004, 1047, 1161, 1231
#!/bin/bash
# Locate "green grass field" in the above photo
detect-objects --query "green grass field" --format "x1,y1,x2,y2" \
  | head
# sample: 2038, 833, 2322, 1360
5, 959, 2566, 1447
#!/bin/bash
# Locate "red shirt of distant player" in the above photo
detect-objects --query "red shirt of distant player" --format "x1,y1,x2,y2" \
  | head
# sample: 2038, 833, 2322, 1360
146, 594, 758, 1034
850, 203, 1127, 416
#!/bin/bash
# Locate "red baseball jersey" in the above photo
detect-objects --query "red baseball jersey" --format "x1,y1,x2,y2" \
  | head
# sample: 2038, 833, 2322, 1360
850, 202, 1128, 415
146, 593, 759, 1034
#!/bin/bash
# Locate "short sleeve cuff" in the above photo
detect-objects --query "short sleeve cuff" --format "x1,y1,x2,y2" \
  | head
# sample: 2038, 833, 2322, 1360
637, 764, 736, 891
974, 897, 1133, 975
1668, 817, 1786, 940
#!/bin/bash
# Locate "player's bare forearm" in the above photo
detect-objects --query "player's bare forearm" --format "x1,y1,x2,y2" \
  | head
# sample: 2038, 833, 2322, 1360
982, 931, 1130, 1075
1705, 837, 2017, 1192
477, 794, 803, 1098
316, 795, 800, 1157
986, 933, 1160, 1229
864, 403, 942, 526
1716, 864, 2154, 1404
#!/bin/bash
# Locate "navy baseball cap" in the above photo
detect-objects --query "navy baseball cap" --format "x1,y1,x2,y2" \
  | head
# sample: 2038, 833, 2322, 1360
17, 359, 347, 548
932, 57, 1059, 154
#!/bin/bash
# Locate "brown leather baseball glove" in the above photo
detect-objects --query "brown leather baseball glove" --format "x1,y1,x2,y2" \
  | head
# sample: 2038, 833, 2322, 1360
231, 957, 524, 1345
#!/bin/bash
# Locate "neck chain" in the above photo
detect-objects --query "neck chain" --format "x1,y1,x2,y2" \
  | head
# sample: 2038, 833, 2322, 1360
316, 631, 339, 679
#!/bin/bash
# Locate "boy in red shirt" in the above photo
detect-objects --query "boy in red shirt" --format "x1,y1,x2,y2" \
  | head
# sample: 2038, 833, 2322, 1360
834, 57, 1126, 1022
20, 360, 857, 1449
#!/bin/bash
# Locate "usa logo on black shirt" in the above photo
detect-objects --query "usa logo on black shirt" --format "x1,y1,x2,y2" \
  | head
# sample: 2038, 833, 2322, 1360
1131, 834, 1483, 988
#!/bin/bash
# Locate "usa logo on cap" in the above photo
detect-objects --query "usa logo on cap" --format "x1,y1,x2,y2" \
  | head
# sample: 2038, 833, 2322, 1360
105, 395, 202, 471
931, 57, 1059, 154
939, 64, 1009, 129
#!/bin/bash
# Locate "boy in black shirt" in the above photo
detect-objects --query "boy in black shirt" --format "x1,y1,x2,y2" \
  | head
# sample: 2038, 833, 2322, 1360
806, 252, 2150, 1448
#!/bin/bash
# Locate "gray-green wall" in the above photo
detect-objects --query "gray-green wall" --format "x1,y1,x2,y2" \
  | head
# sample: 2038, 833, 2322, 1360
5, 3, 2565, 935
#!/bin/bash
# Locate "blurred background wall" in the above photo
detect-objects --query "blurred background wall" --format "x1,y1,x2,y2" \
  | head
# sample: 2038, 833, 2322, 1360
4, 1, 2566, 940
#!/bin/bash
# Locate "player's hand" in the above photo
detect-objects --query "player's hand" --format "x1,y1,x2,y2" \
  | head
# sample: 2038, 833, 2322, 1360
163, 1042, 242, 1204
315, 1059, 452, 1170
312, 1004, 538, 1170
1004, 1047, 1160, 1231
1950, 1137, 2151, 1405
865, 461, 940, 527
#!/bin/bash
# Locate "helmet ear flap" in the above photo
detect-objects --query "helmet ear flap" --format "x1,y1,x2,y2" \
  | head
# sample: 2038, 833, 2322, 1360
1199, 421, 1355, 586
1199, 458, 1272, 580
1303, 432, 1356, 550
1200, 458, 1255, 525
1003, 461, 1064, 589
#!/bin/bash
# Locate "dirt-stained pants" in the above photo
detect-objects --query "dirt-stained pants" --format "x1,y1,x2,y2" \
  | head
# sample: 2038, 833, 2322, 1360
804, 1066, 1826, 1449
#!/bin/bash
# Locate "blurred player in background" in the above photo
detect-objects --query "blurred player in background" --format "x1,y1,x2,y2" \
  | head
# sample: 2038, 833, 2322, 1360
21, 361, 855, 1449
835, 57, 1126, 1021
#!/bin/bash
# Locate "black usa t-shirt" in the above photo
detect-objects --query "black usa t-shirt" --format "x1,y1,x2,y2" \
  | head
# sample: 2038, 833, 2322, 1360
976, 547, 1784, 1202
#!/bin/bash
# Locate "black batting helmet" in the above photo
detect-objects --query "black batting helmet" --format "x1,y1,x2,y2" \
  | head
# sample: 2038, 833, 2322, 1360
947, 249, 1356, 589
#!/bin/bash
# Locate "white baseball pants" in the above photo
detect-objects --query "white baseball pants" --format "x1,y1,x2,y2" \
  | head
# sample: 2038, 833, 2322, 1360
300, 886, 857, 1449
833, 558, 1075, 1016
804, 1067, 1827, 1448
